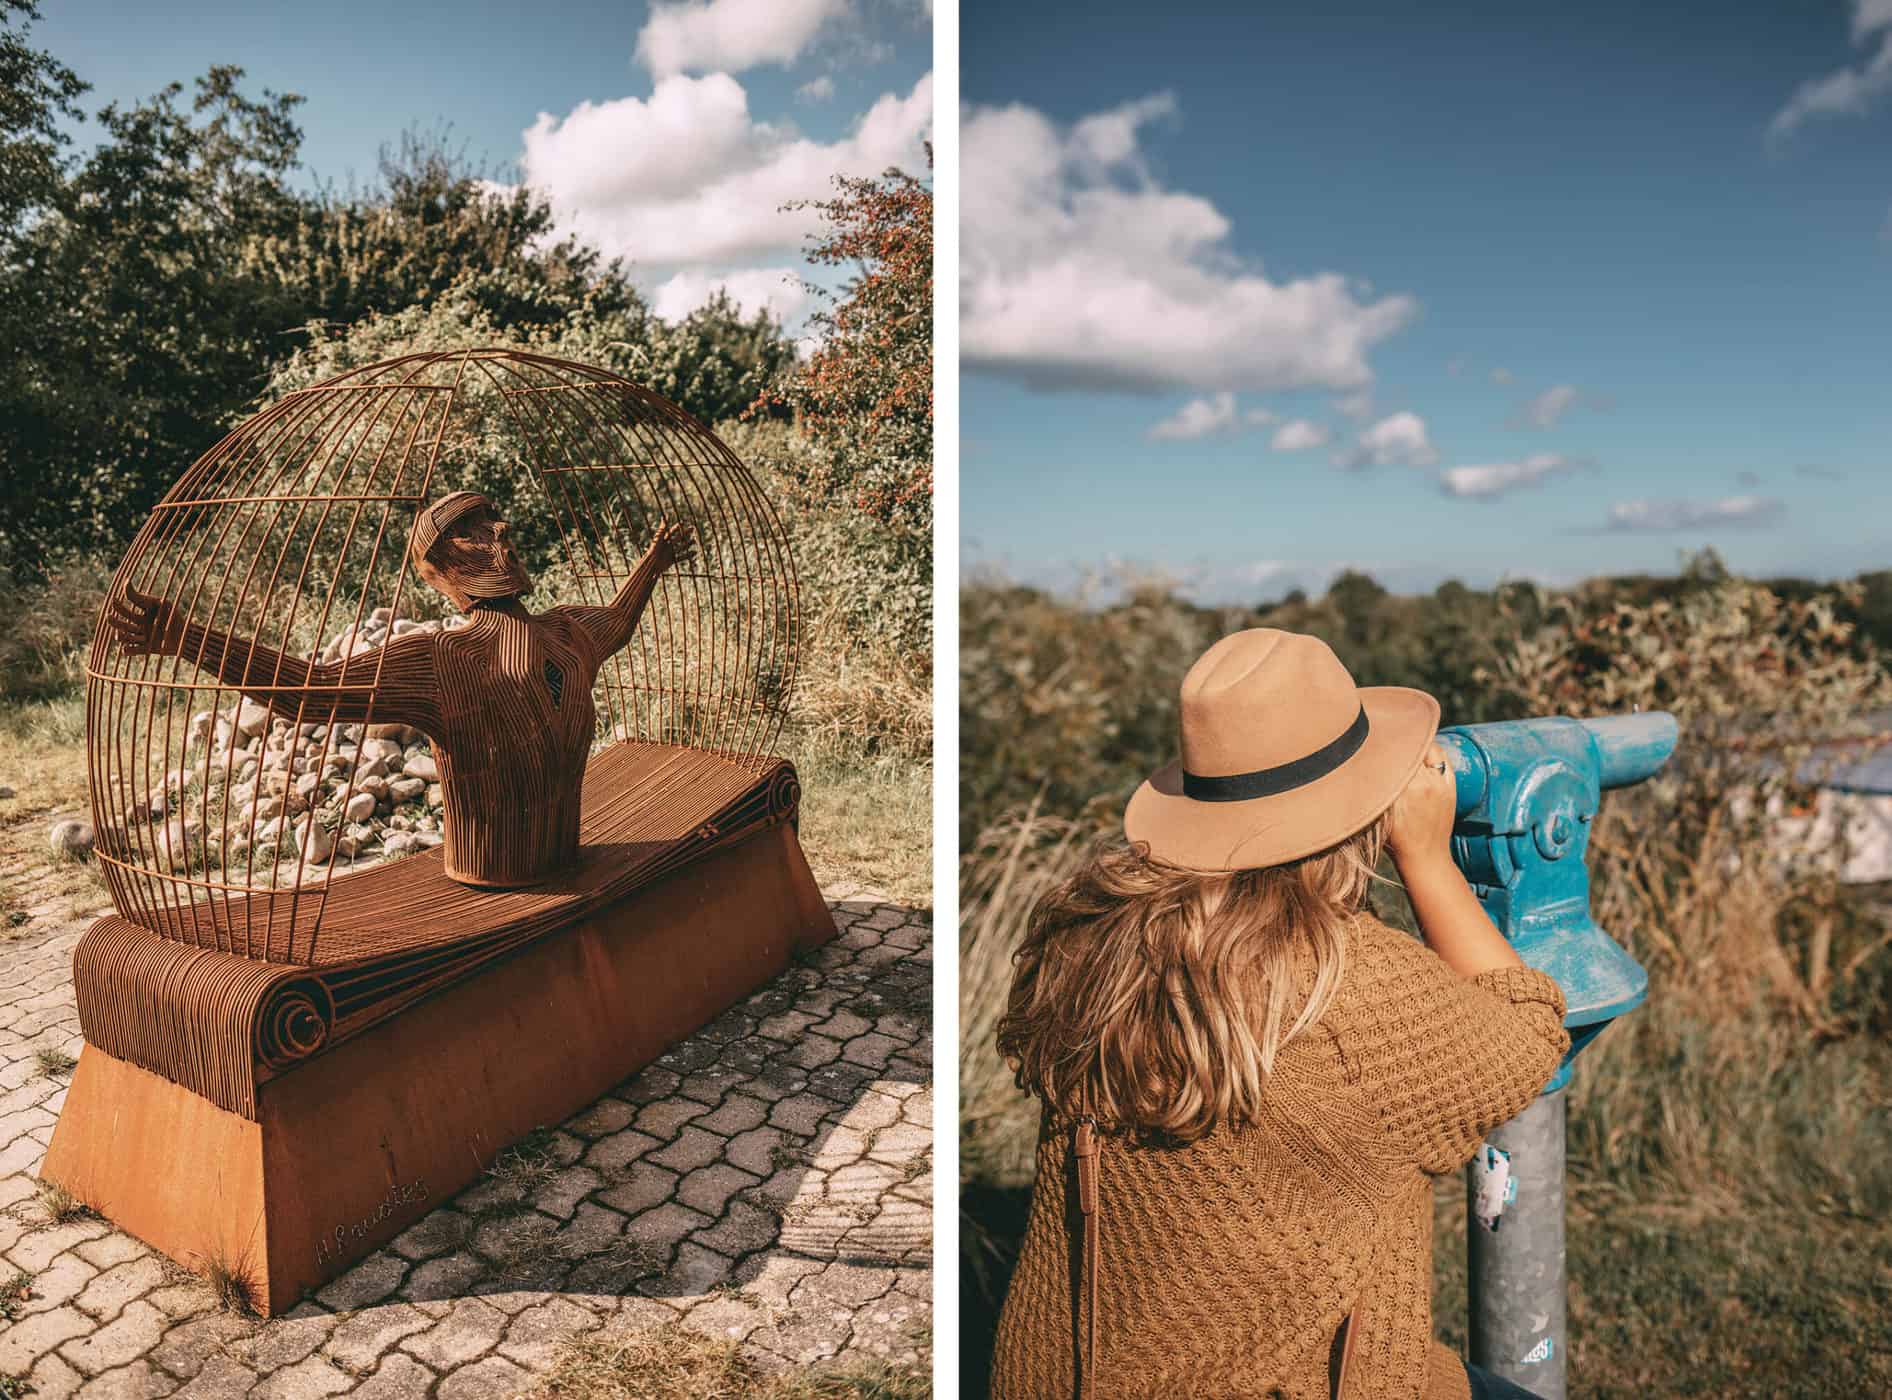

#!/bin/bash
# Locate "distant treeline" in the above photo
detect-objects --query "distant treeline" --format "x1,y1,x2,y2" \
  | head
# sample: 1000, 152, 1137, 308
960, 551, 1892, 846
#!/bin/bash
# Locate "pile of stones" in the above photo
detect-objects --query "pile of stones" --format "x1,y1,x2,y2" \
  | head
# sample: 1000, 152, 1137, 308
123, 608, 464, 880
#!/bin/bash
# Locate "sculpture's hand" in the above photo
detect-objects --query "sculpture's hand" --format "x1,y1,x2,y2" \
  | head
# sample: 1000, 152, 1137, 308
647, 520, 698, 571
103, 587, 185, 657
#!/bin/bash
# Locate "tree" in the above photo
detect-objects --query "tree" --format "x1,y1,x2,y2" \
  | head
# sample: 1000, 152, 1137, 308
762, 159, 933, 540
0, 1, 86, 244
0, 66, 308, 561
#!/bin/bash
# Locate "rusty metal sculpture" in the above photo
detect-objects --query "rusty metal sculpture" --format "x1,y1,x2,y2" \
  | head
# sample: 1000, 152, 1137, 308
42, 349, 836, 1312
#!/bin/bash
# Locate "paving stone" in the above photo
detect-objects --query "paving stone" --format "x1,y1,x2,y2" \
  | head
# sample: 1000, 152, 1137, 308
73, 1234, 149, 1271
250, 1351, 353, 1399
58, 1300, 168, 1375
73, 1255, 172, 1322
594, 1161, 677, 1216
725, 1125, 790, 1177
497, 1296, 600, 1370
322, 1302, 432, 1374
401, 1297, 508, 1371
694, 1199, 782, 1259
24, 1348, 86, 1400
171, 1353, 264, 1399
345, 1353, 435, 1400
648, 1125, 723, 1174
639, 1240, 732, 1297
676, 1162, 759, 1217
617, 1065, 683, 1104
530, 1164, 600, 1220
634, 1097, 703, 1138
768, 1093, 835, 1137
400, 1249, 489, 1303
582, 1128, 660, 1176
314, 1248, 407, 1311
679, 1290, 765, 1342
238, 1313, 336, 1372
388, 1208, 472, 1261
783, 1034, 843, 1071
622, 1201, 710, 1255
438, 1353, 531, 1399
148, 1310, 255, 1380
695, 1093, 769, 1137
0, 1303, 94, 1373
16, 1247, 99, 1315
73, 1359, 172, 1398
564, 1097, 636, 1138
9, 1216, 112, 1273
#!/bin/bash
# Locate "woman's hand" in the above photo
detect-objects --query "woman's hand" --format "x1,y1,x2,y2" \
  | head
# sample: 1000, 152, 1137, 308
1385, 740, 1456, 871
103, 587, 184, 657
647, 520, 698, 570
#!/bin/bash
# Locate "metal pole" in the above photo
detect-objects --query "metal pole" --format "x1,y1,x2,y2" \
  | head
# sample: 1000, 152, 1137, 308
1467, 1086, 1567, 1399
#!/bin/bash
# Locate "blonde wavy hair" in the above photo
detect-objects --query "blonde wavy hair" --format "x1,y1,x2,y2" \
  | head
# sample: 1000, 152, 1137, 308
997, 815, 1388, 1143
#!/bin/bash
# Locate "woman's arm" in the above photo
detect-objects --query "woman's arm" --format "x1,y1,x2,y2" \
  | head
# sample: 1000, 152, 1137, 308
103, 588, 443, 729
1322, 741, 1569, 1172
560, 521, 696, 659
1387, 741, 1524, 977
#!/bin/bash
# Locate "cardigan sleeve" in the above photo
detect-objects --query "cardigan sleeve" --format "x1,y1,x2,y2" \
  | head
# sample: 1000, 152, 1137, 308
1332, 916, 1570, 1174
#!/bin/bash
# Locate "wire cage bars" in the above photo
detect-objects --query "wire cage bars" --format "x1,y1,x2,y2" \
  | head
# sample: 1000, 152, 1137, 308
84, 348, 800, 964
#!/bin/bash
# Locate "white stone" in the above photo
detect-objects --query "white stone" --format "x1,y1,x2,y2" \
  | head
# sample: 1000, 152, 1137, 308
344, 792, 376, 822
388, 777, 426, 804
403, 753, 440, 782
235, 700, 272, 739
48, 819, 95, 858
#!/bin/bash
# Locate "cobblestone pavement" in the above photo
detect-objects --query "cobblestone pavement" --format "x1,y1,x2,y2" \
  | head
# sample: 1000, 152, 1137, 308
0, 883, 933, 1397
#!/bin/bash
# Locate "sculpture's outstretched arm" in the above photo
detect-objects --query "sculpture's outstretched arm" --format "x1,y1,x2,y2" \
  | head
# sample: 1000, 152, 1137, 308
103, 588, 444, 730
561, 521, 696, 660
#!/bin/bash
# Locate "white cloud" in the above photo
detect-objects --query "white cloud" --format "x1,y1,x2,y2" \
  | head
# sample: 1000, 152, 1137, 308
796, 75, 836, 103
1147, 393, 1277, 441
1334, 389, 1375, 421
1440, 453, 1582, 499
1513, 383, 1582, 429
961, 96, 1417, 394
1604, 496, 1787, 531
518, 71, 932, 269
1337, 410, 1438, 469
650, 266, 809, 323
1272, 419, 1331, 453
636, 0, 851, 77
1769, 1, 1892, 139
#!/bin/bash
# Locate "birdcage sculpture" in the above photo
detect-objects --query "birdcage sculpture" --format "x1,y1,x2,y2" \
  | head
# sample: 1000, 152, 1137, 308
47, 348, 838, 1312
52, 345, 837, 1192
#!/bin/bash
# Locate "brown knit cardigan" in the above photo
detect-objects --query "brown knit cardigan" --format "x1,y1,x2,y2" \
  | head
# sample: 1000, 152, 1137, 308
989, 912, 1570, 1400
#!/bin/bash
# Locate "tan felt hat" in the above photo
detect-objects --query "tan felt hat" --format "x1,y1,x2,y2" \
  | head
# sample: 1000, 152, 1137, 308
1124, 628, 1440, 872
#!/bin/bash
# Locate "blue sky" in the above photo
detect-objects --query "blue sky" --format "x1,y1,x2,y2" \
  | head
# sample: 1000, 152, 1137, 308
961, 0, 1892, 599
32, 0, 932, 326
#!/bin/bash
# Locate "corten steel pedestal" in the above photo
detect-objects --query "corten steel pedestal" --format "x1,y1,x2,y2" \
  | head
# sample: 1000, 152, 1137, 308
43, 757, 834, 1313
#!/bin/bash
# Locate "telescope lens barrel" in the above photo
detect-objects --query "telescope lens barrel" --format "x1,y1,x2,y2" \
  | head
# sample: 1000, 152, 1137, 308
1435, 730, 1488, 818
1580, 713, 1680, 790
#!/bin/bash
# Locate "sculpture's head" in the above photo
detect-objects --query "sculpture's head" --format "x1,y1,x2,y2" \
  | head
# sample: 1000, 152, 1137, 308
410, 491, 530, 611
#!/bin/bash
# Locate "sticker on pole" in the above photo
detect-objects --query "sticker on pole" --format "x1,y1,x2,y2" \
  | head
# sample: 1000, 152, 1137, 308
1471, 1144, 1512, 1232
1520, 1337, 1554, 1365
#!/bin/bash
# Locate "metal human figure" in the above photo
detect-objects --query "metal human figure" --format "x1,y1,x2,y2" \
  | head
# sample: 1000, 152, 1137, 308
105, 491, 696, 888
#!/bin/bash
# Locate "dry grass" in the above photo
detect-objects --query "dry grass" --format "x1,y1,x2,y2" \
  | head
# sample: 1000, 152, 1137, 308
485, 1127, 563, 1198
33, 1045, 76, 1078
197, 1246, 258, 1316
519, 1324, 929, 1400
33, 1178, 91, 1226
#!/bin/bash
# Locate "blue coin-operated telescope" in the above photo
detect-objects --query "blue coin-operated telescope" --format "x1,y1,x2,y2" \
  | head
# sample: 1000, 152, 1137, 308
1435, 711, 1678, 1400
1438, 712, 1678, 1090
